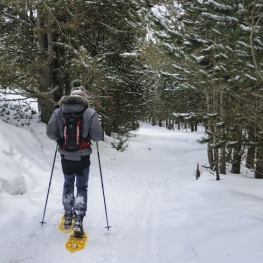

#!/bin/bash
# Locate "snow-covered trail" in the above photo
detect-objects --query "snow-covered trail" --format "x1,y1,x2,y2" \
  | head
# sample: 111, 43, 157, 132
2, 122, 263, 263
104, 126, 207, 263
0, 122, 205, 263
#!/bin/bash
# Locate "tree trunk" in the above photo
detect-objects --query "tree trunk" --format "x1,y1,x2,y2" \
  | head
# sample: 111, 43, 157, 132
207, 146, 214, 170
166, 118, 172, 130
247, 146, 256, 169
219, 91, 226, 174
231, 126, 242, 174
214, 148, 220, 180
37, 7, 54, 123
255, 137, 263, 178
205, 91, 215, 170
190, 122, 194, 132
38, 64, 55, 123
246, 127, 255, 169
220, 147, 226, 174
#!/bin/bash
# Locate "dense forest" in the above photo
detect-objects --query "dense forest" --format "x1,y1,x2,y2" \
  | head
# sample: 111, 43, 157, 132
1, 0, 263, 178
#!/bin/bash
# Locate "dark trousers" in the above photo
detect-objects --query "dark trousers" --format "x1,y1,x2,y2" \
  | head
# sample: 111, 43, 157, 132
61, 156, 90, 216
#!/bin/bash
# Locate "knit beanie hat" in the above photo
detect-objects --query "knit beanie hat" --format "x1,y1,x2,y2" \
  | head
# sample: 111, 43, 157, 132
72, 79, 81, 87
70, 87, 87, 97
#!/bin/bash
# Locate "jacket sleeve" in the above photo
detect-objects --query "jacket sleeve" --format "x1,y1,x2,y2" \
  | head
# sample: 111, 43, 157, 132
87, 110, 102, 142
46, 109, 60, 141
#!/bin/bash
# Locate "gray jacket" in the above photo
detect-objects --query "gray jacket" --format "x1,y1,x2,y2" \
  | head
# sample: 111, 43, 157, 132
46, 95, 102, 161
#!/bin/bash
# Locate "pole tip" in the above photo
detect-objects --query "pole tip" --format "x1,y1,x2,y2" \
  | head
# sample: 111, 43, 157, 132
105, 226, 111, 231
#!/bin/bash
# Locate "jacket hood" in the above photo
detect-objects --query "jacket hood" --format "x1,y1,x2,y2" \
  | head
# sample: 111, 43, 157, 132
58, 95, 90, 107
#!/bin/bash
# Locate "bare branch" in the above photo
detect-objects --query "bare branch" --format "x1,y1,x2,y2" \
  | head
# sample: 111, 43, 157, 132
42, 3, 68, 40
0, 97, 30, 102
87, 17, 128, 34
2, 12, 32, 27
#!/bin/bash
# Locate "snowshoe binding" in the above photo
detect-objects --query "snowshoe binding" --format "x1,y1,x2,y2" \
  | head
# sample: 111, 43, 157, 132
64, 211, 74, 229
73, 213, 84, 237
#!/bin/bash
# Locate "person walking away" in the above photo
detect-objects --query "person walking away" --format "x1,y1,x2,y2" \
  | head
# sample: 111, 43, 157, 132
46, 80, 102, 236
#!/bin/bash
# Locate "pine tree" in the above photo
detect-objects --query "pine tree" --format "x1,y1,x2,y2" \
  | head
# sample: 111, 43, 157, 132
0, 0, 155, 138
146, 2, 206, 130
150, 0, 263, 176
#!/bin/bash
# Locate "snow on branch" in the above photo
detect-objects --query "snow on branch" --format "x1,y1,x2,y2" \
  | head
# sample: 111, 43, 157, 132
179, 83, 197, 90
172, 112, 196, 118
207, 113, 217, 116
220, 65, 227, 72
183, 69, 191, 74
160, 71, 180, 77
202, 45, 214, 52
236, 4, 246, 15
226, 46, 234, 52
246, 63, 255, 68
199, 70, 208, 76
161, 71, 185, 81
191, 54, 205, 62
173, 64, 183, 70
236, 50, 249, 57
188, 84, 197, 89
216, 122, 224, 127
120, 52, 141, 58
163, 42, 174, 52
207, 0, 232, 11
202, 12, 238, 23
244, 74, 258, 81
212, 28, 221, 34
166, 28, 181, 37
237, 41, 250, 49
240, 24, 251, 32
214, 53, 228, 59
226, 141, 238, 146
254, 38, 263, 46
53, 42, 74, 51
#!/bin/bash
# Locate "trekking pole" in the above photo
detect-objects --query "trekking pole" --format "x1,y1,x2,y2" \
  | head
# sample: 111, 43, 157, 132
96, 141, 111, 231
40, 143, 58, 226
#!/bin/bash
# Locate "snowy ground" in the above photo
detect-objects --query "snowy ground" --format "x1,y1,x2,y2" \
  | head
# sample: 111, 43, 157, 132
1, 119, 263, 263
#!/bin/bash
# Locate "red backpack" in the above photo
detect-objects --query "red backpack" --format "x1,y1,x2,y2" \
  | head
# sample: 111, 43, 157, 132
62, 107, 90, 151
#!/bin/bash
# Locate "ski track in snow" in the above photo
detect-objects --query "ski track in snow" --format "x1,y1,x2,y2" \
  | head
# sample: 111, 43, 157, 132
2, 122, 263, 263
